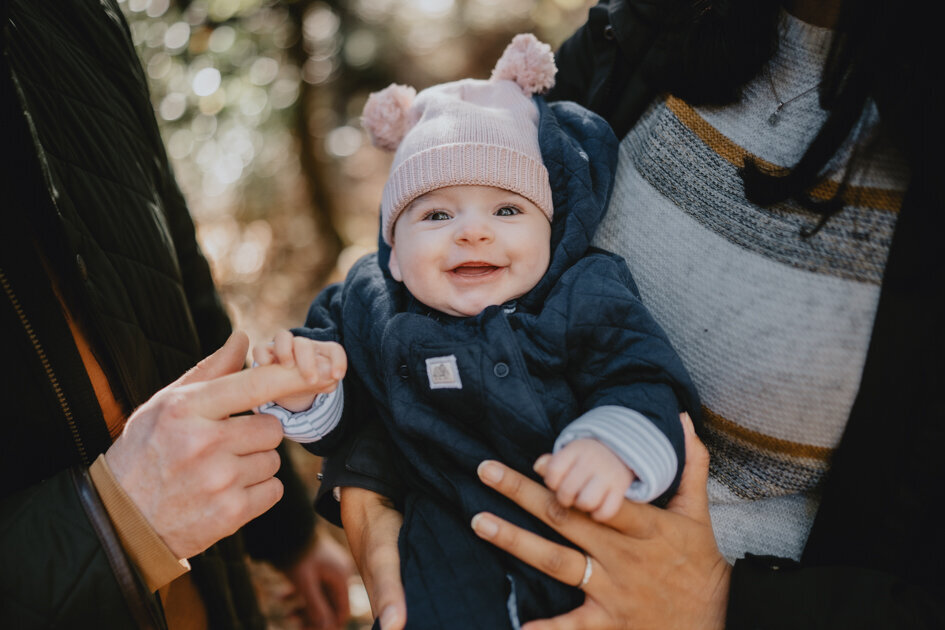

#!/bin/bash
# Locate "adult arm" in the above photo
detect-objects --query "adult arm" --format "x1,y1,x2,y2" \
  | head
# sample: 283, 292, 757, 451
1, 332, 323, 628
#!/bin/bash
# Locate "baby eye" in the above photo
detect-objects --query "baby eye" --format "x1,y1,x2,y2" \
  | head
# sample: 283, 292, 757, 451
423, 210, 452, 221
495, 206, 521, 217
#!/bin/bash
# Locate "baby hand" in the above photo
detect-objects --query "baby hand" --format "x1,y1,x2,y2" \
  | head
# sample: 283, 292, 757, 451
252, 330, 347, 412
538, 438, 634, 522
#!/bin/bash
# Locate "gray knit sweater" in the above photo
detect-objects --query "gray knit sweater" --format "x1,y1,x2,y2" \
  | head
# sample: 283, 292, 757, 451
593, 10, 909, 562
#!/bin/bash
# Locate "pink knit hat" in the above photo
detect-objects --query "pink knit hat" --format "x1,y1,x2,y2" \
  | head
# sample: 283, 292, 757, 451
361, 34, 557, 245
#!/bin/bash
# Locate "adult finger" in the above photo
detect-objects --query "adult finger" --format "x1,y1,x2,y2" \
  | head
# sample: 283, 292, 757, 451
339, 487, 406, 630
235, 450, 281, 488
367, 529, 407, 630
666, 412, 711, 522
175, 330, 249, 386
242, 476, 284, 522
522, 602, 612, 630
219, 413, 284, 454
478, 460, 651, 541
184, 363, 313, 419
470, 512, 587, 589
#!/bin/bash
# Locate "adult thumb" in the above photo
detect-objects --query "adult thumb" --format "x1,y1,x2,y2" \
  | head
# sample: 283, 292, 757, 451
667, 412, 711, 522
174, 330, 249, 387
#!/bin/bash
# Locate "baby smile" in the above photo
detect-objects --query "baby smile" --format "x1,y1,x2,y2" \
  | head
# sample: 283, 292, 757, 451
449, 262, 504, 278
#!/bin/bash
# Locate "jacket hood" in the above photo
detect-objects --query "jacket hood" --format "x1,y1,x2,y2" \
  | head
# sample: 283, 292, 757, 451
519, 96, 619, 311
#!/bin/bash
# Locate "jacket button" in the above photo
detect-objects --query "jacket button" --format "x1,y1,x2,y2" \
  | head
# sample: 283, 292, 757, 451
603, 25, 616, 40
76, 254, 88, 281
493, 362, 509, 378
398, 364, 409, 379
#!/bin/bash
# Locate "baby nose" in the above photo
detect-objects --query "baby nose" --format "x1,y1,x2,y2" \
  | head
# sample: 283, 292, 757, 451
454, 216, 494, 243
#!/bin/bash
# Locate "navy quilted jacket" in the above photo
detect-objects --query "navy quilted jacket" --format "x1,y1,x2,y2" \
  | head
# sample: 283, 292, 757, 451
297, 97, 699, 628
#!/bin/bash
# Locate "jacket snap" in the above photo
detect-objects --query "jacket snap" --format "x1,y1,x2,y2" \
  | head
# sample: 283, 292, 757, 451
493, 362, 510, 378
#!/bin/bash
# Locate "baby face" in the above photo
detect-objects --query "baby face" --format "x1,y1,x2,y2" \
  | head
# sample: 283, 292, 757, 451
389, 185, 552, 317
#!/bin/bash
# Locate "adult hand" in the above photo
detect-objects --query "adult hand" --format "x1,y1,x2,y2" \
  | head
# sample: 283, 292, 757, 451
471, 413, 730, 630
282, 535, 356, 630
106, 330, 317, 559
339, 486, 407, 630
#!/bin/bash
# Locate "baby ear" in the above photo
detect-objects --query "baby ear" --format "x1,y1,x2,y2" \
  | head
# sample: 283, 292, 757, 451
490, 33, 557, 95
361, 84, 417, 151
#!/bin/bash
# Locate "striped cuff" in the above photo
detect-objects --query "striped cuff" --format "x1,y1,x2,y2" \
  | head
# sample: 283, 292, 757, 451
257, 381, 345, 444
554, 405, 678, 503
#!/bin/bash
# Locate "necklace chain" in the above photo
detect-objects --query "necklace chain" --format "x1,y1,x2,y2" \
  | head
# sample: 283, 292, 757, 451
766, 68, 820, 126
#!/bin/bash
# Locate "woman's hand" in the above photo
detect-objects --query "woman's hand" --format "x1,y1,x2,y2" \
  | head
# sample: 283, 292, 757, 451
339, 486, 407, 630
471, 413, 730, 630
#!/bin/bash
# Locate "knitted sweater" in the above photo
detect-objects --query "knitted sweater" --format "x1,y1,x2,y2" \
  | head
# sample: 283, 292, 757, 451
592, 10, 908, 562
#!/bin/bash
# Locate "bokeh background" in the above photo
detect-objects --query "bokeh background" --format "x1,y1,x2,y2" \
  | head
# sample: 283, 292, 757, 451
116, 0, 592, 626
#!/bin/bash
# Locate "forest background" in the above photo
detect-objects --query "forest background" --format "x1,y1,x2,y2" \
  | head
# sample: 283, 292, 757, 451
117, 0, 591, 626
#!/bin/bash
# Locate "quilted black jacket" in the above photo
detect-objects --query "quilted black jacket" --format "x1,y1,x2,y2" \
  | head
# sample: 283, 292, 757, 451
0, 1, 313, 627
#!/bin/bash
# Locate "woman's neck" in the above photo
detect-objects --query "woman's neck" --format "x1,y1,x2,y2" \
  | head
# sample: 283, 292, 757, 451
783, 0, 842, 28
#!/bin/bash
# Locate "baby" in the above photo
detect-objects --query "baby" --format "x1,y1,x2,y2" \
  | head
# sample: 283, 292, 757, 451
255, 34, 699, 629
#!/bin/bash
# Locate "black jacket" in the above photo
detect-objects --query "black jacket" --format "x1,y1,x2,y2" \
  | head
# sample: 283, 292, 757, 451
320, 1, 945, 627
0, 1, 313, 627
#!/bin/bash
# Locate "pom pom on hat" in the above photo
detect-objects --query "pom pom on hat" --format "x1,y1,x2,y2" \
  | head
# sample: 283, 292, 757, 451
491, 33, 556, 95
361, 84, 417, 151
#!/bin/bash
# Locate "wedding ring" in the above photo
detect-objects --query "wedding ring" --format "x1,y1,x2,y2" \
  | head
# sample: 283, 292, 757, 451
577, 554, 593, 589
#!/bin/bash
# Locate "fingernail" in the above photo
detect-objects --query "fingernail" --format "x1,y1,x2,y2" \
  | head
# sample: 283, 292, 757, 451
477, 460, 504, 483
379, 605, 400, 629
533, 453, 551, 475
471, 513, 499, 538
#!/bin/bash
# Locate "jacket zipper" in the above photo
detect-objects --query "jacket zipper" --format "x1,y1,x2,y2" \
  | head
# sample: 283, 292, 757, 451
0, 267, 90, 466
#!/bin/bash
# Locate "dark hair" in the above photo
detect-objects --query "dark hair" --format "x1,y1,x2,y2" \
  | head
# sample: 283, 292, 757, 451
653, 0, 913, 235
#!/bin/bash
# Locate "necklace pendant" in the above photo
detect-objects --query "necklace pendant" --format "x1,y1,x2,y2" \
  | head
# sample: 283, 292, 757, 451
768, 101, 785, 126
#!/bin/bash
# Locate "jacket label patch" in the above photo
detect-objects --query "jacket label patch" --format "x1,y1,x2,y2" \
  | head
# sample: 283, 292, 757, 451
426, 355, 462, 390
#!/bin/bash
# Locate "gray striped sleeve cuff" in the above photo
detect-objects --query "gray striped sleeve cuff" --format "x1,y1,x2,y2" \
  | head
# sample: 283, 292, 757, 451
553, 405, 678, 503
256, 381, 345, 444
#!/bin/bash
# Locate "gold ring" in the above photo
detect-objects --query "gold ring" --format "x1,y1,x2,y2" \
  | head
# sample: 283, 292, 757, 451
578, 554, 593, 588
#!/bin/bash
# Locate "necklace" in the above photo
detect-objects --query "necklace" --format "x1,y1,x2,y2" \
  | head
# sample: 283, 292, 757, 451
765, 69, 820, 126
